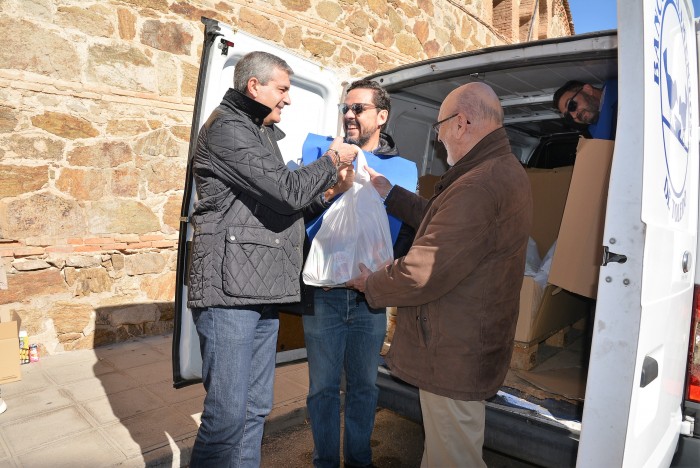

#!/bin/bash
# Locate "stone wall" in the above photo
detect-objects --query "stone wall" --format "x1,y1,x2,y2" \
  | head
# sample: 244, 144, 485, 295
0, 0, 572, 356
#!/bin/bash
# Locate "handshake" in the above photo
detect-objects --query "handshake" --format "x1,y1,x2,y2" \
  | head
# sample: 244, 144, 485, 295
324, 136, 360, 168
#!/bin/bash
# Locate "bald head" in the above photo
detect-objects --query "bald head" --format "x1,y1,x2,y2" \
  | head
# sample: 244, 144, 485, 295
438, 82, 504, 165
449, 82, 503, 129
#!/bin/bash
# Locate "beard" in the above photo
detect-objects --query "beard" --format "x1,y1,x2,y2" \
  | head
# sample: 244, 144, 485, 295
578, 93, 600, 124
345, 122, 377, 148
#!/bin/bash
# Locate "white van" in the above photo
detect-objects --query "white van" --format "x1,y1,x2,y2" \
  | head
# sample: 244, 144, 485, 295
173, 0, 700, 465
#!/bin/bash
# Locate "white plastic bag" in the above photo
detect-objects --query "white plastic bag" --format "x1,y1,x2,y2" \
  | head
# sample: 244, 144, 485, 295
303, 150, 393, 287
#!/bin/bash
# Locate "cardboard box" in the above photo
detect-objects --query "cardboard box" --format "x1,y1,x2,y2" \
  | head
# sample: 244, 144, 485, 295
526, 166, 573, 257
549, 138, 614, 298
0, 320, 20, 384
514, 139, 612, 343
515, 279, 590, 343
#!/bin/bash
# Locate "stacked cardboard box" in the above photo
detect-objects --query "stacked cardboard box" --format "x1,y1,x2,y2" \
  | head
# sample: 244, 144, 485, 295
515, 138, 614, 344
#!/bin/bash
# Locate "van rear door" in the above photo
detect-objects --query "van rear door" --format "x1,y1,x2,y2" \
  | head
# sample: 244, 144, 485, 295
577, 0, 699, 466
172, 18, 342, 387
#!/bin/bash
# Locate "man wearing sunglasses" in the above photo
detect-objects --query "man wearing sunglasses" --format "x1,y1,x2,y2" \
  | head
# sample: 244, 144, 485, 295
347, 82, 532, 468
553, 79, 618, 140
302, 79, 415, 468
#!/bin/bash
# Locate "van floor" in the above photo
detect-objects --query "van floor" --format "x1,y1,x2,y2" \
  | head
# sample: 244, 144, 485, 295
500, 333, 589, 422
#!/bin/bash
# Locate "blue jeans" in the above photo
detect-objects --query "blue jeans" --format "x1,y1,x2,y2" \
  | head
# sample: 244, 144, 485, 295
303, 288, 387, 468
189, 305, 279, 468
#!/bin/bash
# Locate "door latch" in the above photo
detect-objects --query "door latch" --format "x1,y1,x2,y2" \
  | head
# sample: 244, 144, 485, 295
602, 246, 627, 266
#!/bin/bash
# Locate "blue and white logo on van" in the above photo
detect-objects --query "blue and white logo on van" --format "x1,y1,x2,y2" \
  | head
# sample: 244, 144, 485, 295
654, 0, 691, 222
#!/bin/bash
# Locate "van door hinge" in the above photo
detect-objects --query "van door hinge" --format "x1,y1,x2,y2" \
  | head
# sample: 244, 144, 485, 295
218, 38, 234, 55
602, 246, 627, 266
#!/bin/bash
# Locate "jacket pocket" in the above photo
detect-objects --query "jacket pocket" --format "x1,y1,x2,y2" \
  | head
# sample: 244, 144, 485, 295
222, 226, 286, 298
416, 302, 437, 349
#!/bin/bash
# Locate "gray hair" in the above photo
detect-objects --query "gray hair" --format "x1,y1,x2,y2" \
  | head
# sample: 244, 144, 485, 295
233, 51, 294, 92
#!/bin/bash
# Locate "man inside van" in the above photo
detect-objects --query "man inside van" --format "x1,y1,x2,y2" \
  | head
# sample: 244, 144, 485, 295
302, 79, 415, 468
347, 82, 533, 467
553, 79, 618, 140
186, 50, 358, 467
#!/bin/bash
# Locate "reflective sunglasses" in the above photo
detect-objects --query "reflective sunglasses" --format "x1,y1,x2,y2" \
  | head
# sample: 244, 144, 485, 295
339, 103, 378, 115
564, 87, 584, 115
431, 113, 458, 134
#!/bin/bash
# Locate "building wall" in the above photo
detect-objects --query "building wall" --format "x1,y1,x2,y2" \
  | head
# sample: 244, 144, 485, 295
0, 0, 572, 355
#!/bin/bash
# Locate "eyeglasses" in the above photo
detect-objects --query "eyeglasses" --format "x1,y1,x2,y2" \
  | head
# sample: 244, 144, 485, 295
431, 113, 458, 134
339, 103, 378, 115
564, 87, 583, 115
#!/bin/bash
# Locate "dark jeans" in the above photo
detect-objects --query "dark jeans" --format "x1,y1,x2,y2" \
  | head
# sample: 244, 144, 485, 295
303, 288, 386, 468
190, 305, 279, 467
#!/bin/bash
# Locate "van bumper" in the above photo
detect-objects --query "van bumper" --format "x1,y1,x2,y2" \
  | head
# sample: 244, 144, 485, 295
672, 434, 700, 467
376, 367, 580, 467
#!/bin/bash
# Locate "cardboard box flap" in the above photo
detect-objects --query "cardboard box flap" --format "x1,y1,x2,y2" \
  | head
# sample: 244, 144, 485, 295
515, 280, 589, 344
526, 166, 573, 258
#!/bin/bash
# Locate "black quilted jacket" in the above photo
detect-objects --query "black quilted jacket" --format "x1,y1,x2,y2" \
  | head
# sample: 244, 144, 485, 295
187, 89, 338, 308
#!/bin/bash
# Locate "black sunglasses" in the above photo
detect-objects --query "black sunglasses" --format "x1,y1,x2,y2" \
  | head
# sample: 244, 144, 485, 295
565, 87, 584, 115
339, 103, 378, 115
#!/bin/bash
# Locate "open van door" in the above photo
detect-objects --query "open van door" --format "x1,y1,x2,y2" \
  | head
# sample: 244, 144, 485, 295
172, 18, 342, 387
578, 0, 699, 466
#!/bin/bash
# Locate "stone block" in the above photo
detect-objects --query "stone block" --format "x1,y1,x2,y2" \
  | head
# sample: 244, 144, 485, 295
0, 107, 18, 133
67, 142, 133, 168
106, 303, 159, 327
65, 255, 102, 268
141, 20, 193, 55
56, 5, 115, 38
4, 134, 64, 161
0, 165, 48, 198
56, 167, 109, 200
0, 269, 66, 305
31, 111, 99, 139
12, 259, 51, 271
64, 267, 113, 296
142, 271, 176, 301
86, 44, 156, 93
0, 18, 80, 81
87, 200, 159, 235
124, 252, 166, 275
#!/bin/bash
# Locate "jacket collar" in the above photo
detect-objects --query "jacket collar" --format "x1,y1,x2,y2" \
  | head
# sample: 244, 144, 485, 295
375, 132, 399, 156
222, 88, 286, 140
436, 127, 511, 193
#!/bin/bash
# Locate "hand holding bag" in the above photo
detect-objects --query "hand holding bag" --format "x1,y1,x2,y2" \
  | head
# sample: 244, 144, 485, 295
303, 150, 393, 287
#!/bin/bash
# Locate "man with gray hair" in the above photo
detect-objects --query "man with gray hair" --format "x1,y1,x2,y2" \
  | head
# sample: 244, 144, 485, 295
187, 50, 357, 466
348, 82, 532, 467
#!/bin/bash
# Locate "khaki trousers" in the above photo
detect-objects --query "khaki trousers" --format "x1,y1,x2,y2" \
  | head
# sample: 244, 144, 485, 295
419, 389, 487, 468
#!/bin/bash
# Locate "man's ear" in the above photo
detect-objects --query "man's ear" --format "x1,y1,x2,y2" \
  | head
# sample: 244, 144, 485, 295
582, 83, 594, 94
377, 109, 389, 127
246, 77, 260, 98
455, 113, 468, 136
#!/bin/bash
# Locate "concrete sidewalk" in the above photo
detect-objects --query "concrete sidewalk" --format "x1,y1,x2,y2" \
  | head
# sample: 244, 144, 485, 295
0, 334, 310, 467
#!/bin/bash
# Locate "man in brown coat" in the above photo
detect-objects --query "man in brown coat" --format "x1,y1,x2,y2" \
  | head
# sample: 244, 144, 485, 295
347, 82, 533, 467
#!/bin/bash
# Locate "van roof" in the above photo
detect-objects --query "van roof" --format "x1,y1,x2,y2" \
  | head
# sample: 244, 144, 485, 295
367, 30, 618, 137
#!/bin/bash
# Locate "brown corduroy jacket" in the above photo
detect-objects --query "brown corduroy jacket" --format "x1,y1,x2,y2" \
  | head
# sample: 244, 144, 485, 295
366, 127, 533, 401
